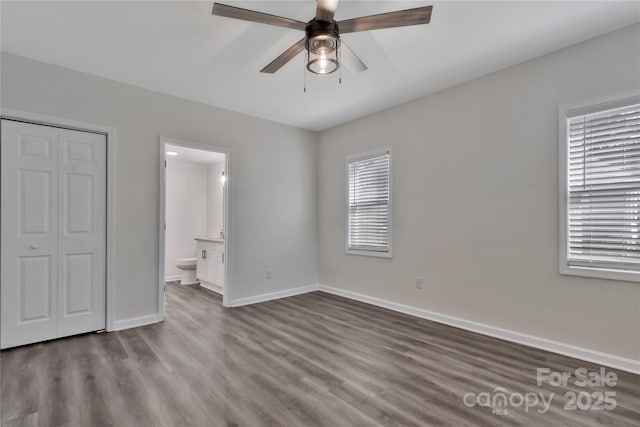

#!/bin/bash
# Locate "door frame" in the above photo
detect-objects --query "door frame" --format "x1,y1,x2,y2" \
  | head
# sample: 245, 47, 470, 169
158, 137, 232, 314
0, 108, 118, 331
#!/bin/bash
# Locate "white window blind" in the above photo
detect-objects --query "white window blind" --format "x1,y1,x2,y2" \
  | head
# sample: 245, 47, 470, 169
567, 101, 640, 271
347, 151, 391, 255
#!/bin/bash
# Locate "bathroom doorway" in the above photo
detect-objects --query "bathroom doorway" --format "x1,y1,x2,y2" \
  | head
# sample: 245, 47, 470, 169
158, 137, 231, 318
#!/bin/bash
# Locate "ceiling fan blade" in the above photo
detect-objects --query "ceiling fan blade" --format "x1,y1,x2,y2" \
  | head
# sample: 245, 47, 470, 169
316, 0, 340, 22
261, 38, 307, 74
340, 42, 367, 74
338, 5, 432, 34
212, 3, 306, 31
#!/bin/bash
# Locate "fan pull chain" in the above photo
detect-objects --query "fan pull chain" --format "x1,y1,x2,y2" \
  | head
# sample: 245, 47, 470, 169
303, 51, 308, 93
339, 41, 342, 85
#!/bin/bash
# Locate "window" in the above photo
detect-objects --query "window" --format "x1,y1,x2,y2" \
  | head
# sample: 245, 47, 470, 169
560, 95, 640, 282
347, 149, 392, 257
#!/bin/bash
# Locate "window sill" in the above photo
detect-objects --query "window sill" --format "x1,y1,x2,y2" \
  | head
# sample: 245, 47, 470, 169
560, 264, 640, 283
346, 249, 393, 259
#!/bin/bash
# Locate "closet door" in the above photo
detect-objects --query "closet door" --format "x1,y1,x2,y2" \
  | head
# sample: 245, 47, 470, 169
1, 120, 107, 348
1, 120, 59, 348
57, 129, 106, 336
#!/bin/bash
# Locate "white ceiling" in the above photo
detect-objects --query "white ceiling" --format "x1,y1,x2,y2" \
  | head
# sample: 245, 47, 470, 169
166, 143, 226, 164
2, 1, 639, 131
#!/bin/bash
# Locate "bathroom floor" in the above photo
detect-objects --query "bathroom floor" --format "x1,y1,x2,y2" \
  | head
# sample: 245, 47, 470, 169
2, 283, 639, 426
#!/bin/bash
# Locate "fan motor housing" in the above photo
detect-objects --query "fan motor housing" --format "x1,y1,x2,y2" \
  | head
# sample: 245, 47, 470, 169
305, 19, 340, 75
305, 19, 340, 52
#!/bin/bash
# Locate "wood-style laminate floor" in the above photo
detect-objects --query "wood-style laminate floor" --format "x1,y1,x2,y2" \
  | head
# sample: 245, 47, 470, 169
2, 283, 639, 426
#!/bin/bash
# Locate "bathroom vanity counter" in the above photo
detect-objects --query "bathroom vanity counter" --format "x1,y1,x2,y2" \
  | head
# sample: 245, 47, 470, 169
195, 238, 225, 295
195, 237, 224, 244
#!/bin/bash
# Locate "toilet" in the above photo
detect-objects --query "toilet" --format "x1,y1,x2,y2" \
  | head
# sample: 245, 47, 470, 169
176, 258, 198, 285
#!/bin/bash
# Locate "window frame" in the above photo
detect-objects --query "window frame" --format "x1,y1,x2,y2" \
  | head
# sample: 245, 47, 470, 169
559, 92, 640, 283
345, 147, 393, 258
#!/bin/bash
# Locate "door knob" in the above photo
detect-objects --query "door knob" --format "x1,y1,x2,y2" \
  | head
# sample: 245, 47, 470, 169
30, 244, 38, 249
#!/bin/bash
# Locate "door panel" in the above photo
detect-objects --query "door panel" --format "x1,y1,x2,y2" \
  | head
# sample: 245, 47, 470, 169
65, 173, 93, 234
207, 246, 217, 285
19, 255, 52, 322
19, 133, 52, 159
57, 129, 106, 336
65, 140, 94, 163
19, 170, 52, 235
64, 253, 94, 315
212, 250, 223, 286
1, 120, 59, 348
218, 250, 225, 287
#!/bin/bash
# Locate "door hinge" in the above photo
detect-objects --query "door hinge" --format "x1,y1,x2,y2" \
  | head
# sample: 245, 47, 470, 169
222, 253, 224, 264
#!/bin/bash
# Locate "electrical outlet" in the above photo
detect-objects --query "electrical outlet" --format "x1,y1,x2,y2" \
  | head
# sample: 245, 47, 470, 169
266, 268, 272, 280
415, 277, 424, 289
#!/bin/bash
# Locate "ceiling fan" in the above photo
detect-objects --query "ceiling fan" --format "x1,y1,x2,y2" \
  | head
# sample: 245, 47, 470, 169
211, 0, 433, 75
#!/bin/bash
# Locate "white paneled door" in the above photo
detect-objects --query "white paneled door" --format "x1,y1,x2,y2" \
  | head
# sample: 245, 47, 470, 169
1, 120, 106, 348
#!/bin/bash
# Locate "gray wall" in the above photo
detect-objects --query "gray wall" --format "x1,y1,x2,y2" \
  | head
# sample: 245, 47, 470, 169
318, 24, 640, 360
1, 52, 319, 322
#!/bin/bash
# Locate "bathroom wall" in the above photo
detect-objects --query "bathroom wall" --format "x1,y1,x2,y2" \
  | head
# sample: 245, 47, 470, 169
165, 159, 208, 280
207, 160, 225, 239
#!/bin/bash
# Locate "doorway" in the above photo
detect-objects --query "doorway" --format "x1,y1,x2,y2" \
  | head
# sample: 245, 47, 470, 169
158, 137, 230, 317
0, 116, 114, 348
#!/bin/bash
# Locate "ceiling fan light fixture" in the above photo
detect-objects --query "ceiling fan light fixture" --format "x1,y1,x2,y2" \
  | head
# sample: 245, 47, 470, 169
306, 34, 339, 75
307, 55, 339, 75
309, 35, 337, 55
304, 20, 341, 75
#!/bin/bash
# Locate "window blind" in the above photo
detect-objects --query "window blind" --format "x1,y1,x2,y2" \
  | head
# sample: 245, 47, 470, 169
567, 102, 640, 270
348, 152, 390, 253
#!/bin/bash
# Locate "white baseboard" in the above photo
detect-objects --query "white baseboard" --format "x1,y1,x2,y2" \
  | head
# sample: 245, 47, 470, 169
112, 313, 161, 331
164, 275, 181, 282
110, 283, 639, 374
230, 284, 319, 307
318, 285, 640, 375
